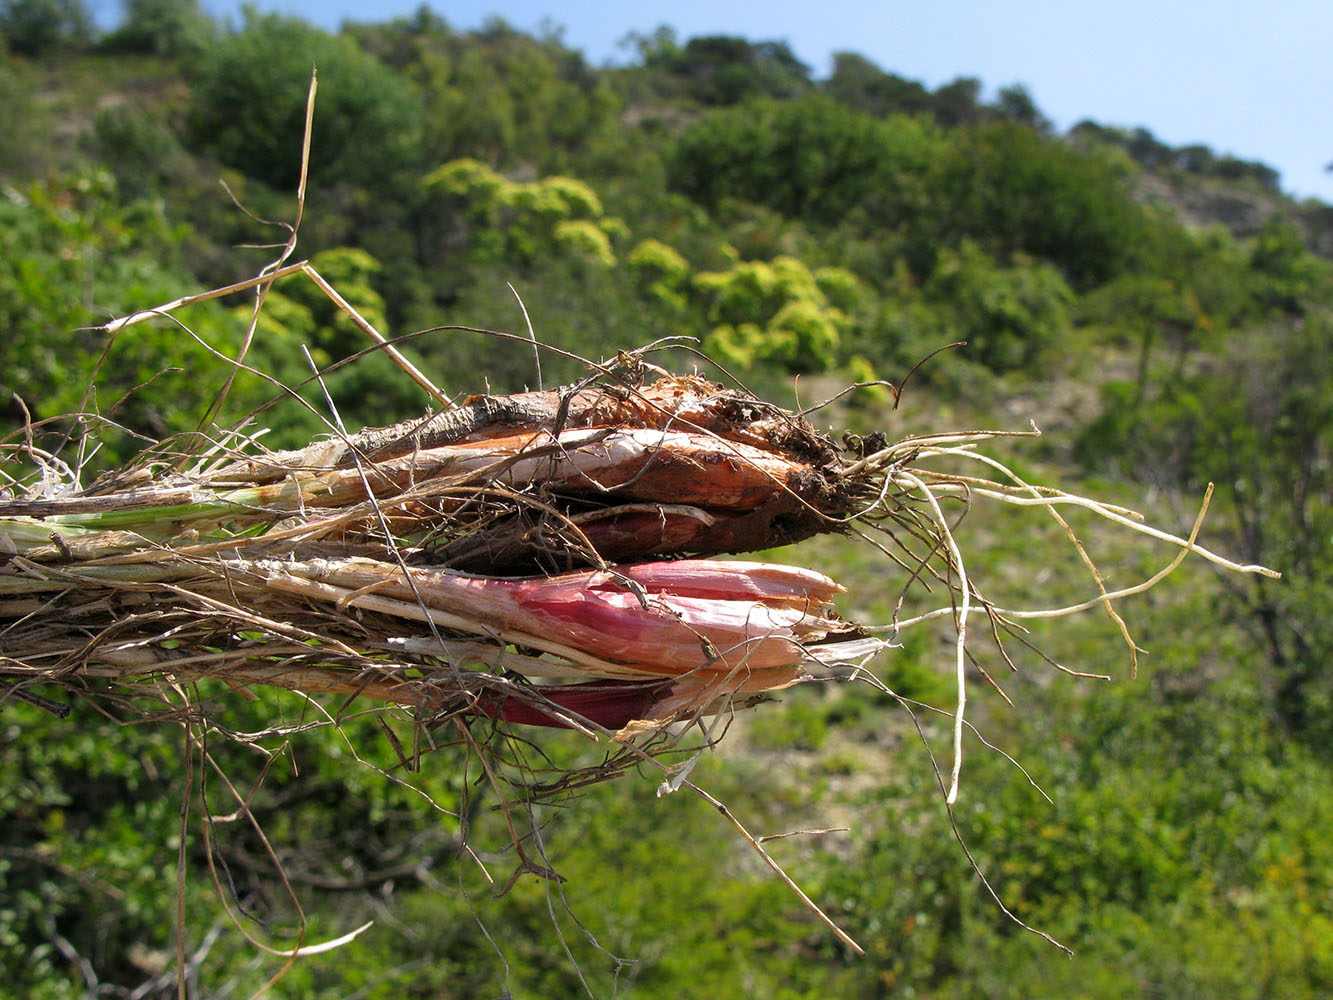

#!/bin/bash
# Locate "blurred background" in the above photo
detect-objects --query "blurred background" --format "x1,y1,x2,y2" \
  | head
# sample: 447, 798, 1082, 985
2, 1, 1330, 996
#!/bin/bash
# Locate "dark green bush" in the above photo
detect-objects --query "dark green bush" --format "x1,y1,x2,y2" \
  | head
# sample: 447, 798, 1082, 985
927, 121, 1148, 288
186, 13, 424, 192
0, 0, 91, 56
669, 96, 943, 227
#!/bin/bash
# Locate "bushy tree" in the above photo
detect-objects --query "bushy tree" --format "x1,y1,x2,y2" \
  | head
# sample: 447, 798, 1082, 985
670, 96, 944, 227
627, 237, 691, 313
235, 246, 435, 445
1078, 303, 1333, 749
922, 241, 1074, 372
0, 0, 91, 56
1249, 217, 1328, 314
351, 13, 620, 175
635, 28, 813, 106
102, 0, 215, 58
927, 121, 1147, 288
930, 75, 985, 127
994, 82, 1051, 133
824, 51, 932, 118
186, 13, 424, 192
90, 103, 183, 200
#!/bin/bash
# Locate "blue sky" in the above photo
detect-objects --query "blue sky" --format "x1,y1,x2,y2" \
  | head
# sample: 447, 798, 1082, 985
94, 0, 1333, 202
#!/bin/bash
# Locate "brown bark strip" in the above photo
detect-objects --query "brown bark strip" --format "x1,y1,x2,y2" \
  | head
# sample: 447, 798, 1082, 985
209, 376, 836, 484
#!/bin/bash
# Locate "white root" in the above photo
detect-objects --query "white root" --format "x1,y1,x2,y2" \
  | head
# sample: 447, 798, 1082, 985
896, 470, 971, 805
847, 432, 1280, 804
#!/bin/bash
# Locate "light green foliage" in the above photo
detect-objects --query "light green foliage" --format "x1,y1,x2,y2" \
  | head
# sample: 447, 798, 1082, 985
423, 157, 507, 206
704, 321, 765, 368
426, 159, 615, 270
628, 237, 691, 313
503, 175, 604, 223
244, 283, 318, 344
813, 265, 869, 314
553, 218, 615, 266
597, 214, 630, 242
421, 163, 714, 385
530, 174, 604, 218
628, 238, 689, 283
504, 179, 583, 220
696, 255, 816, 320
766, 298, 842, 372
694, 254, 851, 372
841, 354, 893, 406
279, 246, 389, 361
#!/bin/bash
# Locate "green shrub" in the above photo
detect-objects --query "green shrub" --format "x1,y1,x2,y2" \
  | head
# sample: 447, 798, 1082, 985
0, 51, 52, 178
670, 96, 944, 227
101, 0, 215, 58
186, 13, 424, 192
90, 104, 182, 199
0, 0, 92, 56
923, 241, 1074, 372
927, 121, 1147, 288
553, 218, 615, 266
695, 255, 851, 373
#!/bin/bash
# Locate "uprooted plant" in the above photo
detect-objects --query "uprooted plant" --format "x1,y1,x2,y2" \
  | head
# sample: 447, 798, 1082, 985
0, 312, 1278, 957
0, 76, 1280, 973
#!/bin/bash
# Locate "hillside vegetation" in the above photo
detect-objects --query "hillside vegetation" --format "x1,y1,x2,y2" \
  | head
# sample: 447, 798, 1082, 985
2, 3, 1332, 997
